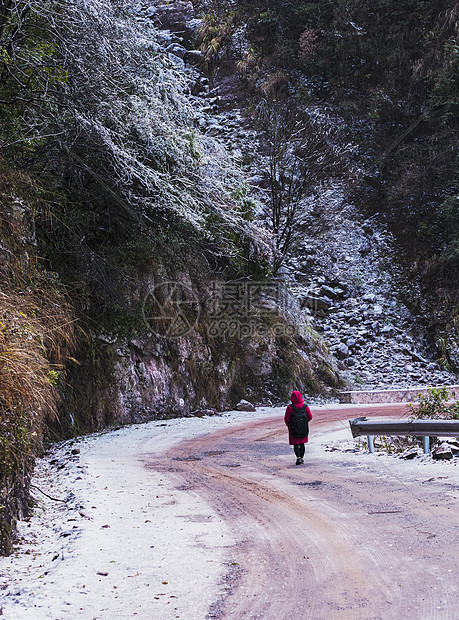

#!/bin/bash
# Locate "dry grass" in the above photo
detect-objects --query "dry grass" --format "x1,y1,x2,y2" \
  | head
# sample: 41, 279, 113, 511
0, 160, 79, 553
0, 286, 76, 413
0, 285, 76, 475
0, 280, 77, 553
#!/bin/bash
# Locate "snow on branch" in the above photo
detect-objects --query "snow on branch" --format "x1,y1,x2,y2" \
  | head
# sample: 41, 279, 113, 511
0, 0, 269, 260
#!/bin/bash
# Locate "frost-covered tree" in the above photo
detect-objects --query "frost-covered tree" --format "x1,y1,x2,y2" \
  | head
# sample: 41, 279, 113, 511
0, 0, 269, 263
255, 99, 353, 272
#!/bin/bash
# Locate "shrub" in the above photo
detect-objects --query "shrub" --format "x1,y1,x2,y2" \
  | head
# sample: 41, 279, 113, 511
407, 387, 459, 420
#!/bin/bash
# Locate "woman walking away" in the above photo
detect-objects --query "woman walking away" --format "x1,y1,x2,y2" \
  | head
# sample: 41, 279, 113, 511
284, 390, 312, 465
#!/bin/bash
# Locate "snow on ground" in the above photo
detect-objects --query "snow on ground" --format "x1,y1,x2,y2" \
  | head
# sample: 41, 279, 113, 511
0, 406, 457, 619
0, 409, 281, 620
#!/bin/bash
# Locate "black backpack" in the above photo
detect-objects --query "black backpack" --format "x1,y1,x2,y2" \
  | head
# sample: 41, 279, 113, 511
289, 403, 309, 437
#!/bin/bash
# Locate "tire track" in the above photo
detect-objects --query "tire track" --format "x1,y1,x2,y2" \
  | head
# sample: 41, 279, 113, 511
147, 406, 459, 619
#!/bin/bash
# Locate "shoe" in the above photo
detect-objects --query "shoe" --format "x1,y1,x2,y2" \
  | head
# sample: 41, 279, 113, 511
296, 457, 303, 465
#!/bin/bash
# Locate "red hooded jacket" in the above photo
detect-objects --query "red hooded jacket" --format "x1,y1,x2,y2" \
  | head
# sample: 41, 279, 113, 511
284, 390, 312, 445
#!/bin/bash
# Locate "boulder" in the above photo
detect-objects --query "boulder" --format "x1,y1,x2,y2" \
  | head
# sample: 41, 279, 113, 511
300, 294, 331, 312
401, 448, 421, 459
432, 442, 453, 460
166, 43, 187, 58
154, 1, 194, 30
334, 343, 350, 359
318, 285, 342, 300
235, 399, 256, 412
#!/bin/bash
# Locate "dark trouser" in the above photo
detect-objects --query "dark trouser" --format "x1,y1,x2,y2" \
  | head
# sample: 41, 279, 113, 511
294, 443, 305, 458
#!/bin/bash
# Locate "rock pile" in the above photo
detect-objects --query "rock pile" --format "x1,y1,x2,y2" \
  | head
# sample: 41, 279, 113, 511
288, 196, 458, 390
310, 285, 454, 389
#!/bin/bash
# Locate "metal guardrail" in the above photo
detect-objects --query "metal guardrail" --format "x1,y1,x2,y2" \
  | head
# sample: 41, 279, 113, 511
349, 417, 459, 454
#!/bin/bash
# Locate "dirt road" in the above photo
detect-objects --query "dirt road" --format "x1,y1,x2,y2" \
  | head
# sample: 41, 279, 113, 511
150, 405, 459, 619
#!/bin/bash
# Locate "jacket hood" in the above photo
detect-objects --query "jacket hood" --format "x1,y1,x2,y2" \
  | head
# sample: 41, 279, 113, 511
291, 390, 303, 405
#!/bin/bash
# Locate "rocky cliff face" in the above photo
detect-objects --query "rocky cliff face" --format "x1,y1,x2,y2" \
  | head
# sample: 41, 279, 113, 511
63, 270, 339, 432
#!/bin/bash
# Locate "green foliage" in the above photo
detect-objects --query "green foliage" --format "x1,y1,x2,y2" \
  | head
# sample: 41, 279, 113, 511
0, 0, 277, 347
232, 184, 256, 221
407, 387, 459, 420
0, 0, 268, 270
0, 408, 35, 477
429, 41, 459, 125
98, 304, 149, 341
199, 8, 237, 73
258, 10, 278, 26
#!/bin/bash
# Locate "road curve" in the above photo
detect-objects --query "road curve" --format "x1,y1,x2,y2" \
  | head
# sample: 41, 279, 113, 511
149, 405, 459, 619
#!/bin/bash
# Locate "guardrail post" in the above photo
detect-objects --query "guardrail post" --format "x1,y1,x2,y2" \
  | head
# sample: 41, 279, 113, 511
367, 436, 375, 454
423, 436, 430, 454
349, 418, 459, 455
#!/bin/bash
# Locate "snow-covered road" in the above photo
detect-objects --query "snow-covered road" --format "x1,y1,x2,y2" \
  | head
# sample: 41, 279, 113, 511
1, 405, 458, 619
